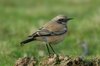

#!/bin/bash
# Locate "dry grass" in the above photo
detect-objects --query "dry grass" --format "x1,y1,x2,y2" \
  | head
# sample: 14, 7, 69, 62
15, 54, 100, 66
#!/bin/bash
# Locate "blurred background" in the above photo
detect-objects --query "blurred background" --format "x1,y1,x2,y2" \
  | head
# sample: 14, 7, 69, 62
0, 0, 100, 66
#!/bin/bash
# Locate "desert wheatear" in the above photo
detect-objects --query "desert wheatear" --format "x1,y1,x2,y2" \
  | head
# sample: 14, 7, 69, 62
20, 15, 72, 56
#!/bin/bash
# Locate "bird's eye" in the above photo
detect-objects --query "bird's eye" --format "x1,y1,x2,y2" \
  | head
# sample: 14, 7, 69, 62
58, 19, 65, 22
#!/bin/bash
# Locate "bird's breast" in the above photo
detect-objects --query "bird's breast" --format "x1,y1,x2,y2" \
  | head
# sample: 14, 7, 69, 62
47, 33, 67, 44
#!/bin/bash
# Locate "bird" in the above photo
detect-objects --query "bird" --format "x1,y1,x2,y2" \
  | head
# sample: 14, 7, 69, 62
20, 15, 72, 56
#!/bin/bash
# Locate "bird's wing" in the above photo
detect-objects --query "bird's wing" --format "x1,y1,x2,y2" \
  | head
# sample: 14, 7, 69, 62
28, 28, 52, 37
29, 27, 67, 37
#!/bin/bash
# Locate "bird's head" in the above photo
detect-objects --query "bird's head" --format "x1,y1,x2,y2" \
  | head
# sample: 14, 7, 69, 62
52, 15, 73, 25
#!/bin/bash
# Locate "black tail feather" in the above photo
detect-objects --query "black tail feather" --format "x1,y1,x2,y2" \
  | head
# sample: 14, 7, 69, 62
20, 37, 34, 45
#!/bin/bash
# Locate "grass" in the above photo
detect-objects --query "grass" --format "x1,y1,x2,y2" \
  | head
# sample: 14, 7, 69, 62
0, 0, 100, 66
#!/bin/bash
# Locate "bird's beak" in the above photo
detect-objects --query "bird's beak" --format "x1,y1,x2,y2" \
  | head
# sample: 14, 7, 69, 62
67, 18, 73, 21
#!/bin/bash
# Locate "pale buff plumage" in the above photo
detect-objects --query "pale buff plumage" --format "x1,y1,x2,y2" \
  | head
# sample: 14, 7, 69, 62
36, 21, 67, 44
20, 15, 72, 55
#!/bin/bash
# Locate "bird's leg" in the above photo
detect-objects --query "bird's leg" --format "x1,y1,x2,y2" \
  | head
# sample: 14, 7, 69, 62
49, 43, 60, 64
46, 43, 51, 57
48, 43, 56, 54
44, 37, 52, 57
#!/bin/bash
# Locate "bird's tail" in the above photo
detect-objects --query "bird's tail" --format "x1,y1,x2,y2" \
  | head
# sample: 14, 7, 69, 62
20, 36, 35, 45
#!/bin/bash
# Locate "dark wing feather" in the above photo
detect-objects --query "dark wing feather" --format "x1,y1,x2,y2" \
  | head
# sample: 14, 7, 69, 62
28, 28, 52, 37
30, 28, 67, 37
